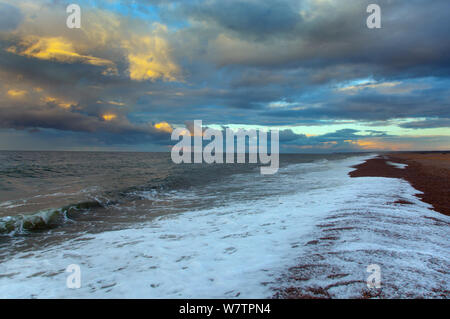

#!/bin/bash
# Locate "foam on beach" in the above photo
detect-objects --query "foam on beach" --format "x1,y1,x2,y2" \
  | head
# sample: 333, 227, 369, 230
386, 161, 408, 169
0, 155, 448, 298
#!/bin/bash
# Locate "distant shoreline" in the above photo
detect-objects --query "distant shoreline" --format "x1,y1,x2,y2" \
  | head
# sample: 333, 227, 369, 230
349, 152, 450, 216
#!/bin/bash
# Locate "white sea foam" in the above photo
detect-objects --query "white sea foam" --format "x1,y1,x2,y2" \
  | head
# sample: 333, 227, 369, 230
0, 155, 448, 298
386, 161, 408, 169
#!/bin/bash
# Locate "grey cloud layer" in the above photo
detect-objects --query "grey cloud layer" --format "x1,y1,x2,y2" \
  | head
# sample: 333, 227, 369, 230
0, 0, 449, 149
0, 2, 22, 31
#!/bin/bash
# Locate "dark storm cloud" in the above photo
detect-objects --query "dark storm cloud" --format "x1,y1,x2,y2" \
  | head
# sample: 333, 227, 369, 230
1, 104, 156, 132
275, 128, 383, 152
180, 0, 450, 121
171, 0, 450, 72
183, 0, 300, 39
0, 2, 22, 31
0, 47, 119, 89
153, 0, 450, 127
262, 83, 450, 122
399, 118, 450, 129
0, 99, 172, 145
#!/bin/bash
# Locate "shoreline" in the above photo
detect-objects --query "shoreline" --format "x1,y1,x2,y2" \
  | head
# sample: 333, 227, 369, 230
274, 153, 450, 299
349, 152, 450, 216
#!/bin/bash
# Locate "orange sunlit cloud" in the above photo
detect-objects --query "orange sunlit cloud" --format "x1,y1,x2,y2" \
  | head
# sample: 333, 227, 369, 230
122, 33, 181, 82
345, 139, 412, 151
154, 121, 173, 133
102, 113, 117, 121
42, 96, 74, 109
7, 36, 117, 75
7, 89, 27, 98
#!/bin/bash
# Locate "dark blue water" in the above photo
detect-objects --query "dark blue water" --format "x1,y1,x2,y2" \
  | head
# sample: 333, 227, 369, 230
0, 151, 355, 236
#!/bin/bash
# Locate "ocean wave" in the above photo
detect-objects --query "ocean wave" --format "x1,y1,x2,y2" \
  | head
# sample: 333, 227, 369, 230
0, 200, 103, 235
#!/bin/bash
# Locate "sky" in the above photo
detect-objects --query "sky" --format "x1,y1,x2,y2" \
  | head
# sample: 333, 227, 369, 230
0, 0, 449, 152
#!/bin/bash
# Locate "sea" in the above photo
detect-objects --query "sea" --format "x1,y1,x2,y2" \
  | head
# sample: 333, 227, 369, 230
0, 151, 448, 298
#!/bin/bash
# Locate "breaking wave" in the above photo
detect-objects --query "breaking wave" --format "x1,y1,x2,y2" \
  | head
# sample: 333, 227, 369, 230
0, 200, 103, 235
